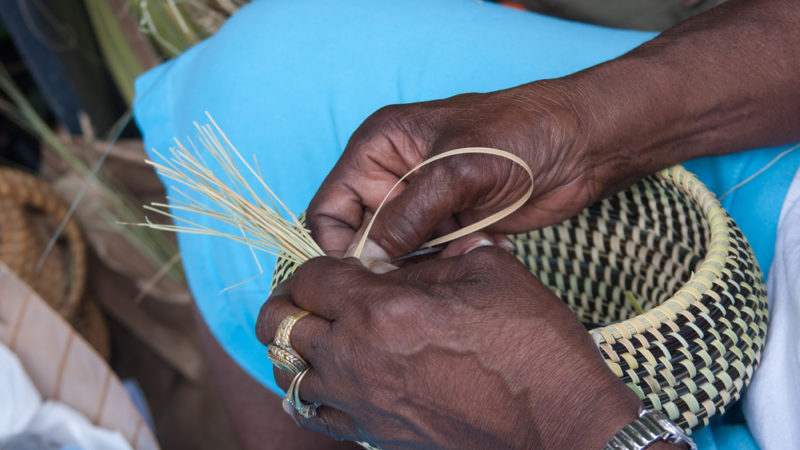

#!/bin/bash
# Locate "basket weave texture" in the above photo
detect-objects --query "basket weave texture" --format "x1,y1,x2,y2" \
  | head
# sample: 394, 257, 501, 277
272, 165, 767, 437
0, 167, 110, 359
515, 165, 767, 431
0, 167, 86, 320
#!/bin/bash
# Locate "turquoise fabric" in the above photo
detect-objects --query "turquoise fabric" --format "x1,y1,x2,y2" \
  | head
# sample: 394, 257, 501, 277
134, 0, 798, 447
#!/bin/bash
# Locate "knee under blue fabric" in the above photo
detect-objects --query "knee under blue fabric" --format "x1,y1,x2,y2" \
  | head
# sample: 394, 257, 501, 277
134, 0, 799, 445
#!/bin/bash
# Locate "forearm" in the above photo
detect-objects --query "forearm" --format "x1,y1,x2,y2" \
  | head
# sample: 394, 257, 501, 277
563, 0, 799, 195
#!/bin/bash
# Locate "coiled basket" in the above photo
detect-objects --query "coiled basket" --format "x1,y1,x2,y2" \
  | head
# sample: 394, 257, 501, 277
272, 165, 767, 438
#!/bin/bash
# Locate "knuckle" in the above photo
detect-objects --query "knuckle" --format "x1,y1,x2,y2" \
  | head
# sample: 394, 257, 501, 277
362, 289, 424, 339
350, 104, 407, 144
373, 211, 426, 256
290, 255, 327, 281
370, 103, 405, 123
426, 156, 486, 201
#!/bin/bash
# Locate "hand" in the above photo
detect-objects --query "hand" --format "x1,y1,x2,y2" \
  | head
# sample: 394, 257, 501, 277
256, 247, 642, 449
309, 0, 800, 263
307, 81, 614, 260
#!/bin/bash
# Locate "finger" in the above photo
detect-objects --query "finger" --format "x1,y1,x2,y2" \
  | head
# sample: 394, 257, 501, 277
437, 231, 497, 259
491, 233, 516, 253
273, 365, 338, 406
284, 402, 360, 442
355, 154, 506, 260
255, 290, 332, 366
307, 181, 364, 257
362, 258, 399, 274
308, 123, 421, 258
289, 256, 377, 320
344, 211, 390, 262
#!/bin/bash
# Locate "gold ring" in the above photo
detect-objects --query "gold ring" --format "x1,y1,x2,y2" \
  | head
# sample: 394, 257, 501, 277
267, 344, 309, 374
285, 368, 319, 419
274, 310, 311, 350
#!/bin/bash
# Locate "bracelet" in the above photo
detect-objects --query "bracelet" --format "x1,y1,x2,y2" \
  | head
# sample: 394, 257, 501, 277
604, 408, 696, 450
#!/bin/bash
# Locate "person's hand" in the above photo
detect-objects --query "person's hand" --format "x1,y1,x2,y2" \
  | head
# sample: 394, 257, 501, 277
256, 247, 643, 449
307, 80, 622, 260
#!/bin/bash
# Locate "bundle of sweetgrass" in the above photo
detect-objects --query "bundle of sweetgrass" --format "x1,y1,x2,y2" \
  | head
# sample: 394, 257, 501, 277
142, 113, 324, 269
141, 113, 531, 273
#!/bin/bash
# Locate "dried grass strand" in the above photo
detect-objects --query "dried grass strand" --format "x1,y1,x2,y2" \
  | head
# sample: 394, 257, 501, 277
352, 148, 534, 259
139, 112, 323, 270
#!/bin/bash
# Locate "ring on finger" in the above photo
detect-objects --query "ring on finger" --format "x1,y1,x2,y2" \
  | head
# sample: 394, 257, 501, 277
274, 310, 311, 351
285, 368, 319, 419
267, 344, 309, 374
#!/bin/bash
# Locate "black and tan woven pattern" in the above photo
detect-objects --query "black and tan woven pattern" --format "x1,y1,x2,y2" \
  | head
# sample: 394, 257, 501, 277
272, 165, 768, 435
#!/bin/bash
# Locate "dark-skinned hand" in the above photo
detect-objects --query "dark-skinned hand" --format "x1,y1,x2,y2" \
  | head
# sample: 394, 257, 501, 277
257, 0, 800, 448
256, 247, 643, 449
306, 80, 615, 261
306, 1, 800, 263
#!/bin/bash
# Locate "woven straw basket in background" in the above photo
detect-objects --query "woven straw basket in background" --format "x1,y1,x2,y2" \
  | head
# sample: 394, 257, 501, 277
0, 167, 86, 320
273, 165, 767, 438
0, 167, 110, 359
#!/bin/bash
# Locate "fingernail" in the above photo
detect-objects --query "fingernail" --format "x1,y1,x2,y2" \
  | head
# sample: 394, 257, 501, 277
497, 238, 515, 252
282, 399, 293, 415
346, 238, 391, 262
364, 258, 399, 274
466, 239, 494, 254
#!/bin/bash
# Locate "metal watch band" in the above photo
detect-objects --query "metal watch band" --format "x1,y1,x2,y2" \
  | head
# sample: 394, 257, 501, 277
604, 408, 697, 450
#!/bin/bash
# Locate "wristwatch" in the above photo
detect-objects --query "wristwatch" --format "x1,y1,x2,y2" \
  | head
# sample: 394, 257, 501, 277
604, 408, 697, 450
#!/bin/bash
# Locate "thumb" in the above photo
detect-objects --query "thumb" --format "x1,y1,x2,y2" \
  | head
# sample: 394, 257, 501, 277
348, 157, 482, 260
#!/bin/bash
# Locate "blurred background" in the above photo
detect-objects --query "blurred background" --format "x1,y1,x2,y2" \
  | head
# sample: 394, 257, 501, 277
0, 2, 249, 449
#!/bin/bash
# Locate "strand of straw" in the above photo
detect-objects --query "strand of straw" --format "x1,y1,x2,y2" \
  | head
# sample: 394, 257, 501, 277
718, 142, 799, 201
140, 112, 324, 266
35, 109, 133, 273
352, 148, 534, 259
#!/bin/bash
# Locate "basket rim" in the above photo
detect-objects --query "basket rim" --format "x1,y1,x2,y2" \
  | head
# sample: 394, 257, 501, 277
0, 167, 87, 320
590, 165, 732, 345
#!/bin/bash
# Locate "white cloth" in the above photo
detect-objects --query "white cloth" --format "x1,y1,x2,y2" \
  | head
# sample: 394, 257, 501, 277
743, 167, 800, 450
24, 401, 132, 450
0, 343, 131, 450
0, 343, 41, 439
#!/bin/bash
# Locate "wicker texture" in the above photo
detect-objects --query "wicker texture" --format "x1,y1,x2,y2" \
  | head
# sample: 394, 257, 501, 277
515, 166, 767, 431
0, 167, 87, 321
272, 165, 767, 436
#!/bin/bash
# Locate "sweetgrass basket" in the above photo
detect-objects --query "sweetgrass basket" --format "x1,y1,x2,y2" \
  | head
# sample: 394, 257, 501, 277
0, 167, 87, 321
514, 165, 767, 431
272, 165, 767, 436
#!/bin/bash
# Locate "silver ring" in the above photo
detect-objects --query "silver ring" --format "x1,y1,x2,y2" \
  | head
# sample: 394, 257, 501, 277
285, 368, 319, 419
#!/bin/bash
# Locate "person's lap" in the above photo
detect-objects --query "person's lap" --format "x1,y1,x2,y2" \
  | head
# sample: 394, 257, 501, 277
133, 0, 799, 447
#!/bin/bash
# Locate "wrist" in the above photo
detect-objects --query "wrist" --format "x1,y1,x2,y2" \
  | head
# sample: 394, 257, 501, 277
546, 378, 644, 449
553, 62, 691, 199
493, 79, 609, 207
521, 350, 644, 450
